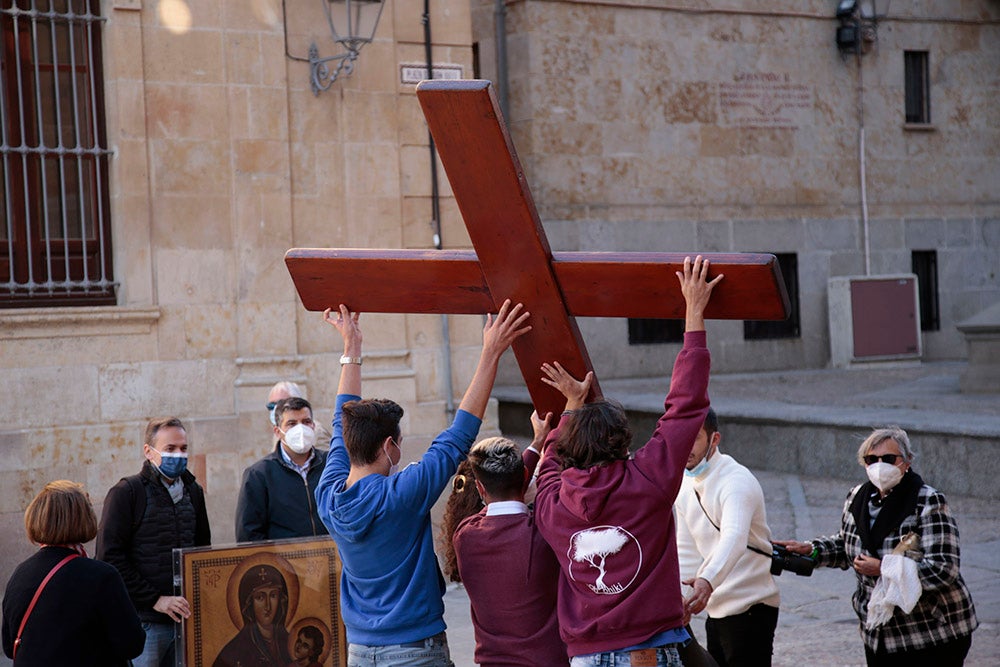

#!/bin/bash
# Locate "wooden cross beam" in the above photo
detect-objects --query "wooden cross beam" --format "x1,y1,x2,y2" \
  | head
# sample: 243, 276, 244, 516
286, 80, 790, 417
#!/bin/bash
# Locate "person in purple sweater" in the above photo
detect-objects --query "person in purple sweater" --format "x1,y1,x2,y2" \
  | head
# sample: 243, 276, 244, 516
534, 255, 722, 667
450, 413, 568, 666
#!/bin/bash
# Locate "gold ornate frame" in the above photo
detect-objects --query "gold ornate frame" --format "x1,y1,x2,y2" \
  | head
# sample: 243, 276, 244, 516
174, 536, 346, 667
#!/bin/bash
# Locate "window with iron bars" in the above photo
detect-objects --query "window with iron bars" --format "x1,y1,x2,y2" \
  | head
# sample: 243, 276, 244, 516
1, 0, 114, 308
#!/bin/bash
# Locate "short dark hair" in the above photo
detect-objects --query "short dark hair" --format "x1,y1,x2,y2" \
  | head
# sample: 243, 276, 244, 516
468, 437, 525, 499
703, 407, 719, 438
25, 480, 98, 545
342, 399, 404, 465
274, 397, 313, 429
555, 400, 632, 470
299, 625, 324, 660
144, 417, 186, 448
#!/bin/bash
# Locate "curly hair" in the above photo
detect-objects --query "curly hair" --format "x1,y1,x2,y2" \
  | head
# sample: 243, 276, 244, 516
438, 460, 483, 583
297, 625, 324, 661
555, 400, 632, 470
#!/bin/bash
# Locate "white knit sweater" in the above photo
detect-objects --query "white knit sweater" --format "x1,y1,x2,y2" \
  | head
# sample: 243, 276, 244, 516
674, 452, 781, 618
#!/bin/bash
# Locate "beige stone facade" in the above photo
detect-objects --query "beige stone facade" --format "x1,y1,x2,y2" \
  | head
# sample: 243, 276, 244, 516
2, 0, 998, 604
470, 0, 1000, 382
0, 0, 487, 587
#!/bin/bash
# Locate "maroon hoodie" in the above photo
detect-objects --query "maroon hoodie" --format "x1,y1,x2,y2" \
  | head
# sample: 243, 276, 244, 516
534, 330, 710, 657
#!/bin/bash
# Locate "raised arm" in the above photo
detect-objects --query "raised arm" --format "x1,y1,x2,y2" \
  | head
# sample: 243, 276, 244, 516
316, 305, 364, 511
324, 304, 362, 397
678, 254, 723, 332
630, 255, 721, 493
457, 299, 532, 419
522, 410, 553, 487
539, 362, 593, 412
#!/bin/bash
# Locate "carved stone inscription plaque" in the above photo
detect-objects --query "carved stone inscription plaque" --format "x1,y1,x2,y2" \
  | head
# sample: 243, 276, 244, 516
719, 72, 812, 129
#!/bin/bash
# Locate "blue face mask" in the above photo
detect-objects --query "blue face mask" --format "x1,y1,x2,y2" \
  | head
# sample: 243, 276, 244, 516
267, 402, 278, 426
685, 455, 711, 478
156, 452, 188, 480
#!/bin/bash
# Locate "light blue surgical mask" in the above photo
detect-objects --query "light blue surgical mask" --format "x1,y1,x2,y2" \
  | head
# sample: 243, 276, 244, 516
685, 454, 712, 478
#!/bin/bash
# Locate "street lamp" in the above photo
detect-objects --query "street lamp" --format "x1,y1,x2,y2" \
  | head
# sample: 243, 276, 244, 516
307, 0, 386, 94
835, 0, 883, 55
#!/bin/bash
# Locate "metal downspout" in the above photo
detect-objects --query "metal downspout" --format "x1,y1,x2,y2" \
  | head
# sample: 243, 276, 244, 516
495, 0, 509, 117
857, 46, 871, 276
423, 0, 456, 420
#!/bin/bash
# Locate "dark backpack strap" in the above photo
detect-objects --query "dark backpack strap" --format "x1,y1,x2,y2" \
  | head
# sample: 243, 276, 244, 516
125, 474, 146, 533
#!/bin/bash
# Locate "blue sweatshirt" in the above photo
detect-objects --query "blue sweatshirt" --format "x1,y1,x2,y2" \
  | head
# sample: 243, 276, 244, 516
315, 393, 481, 645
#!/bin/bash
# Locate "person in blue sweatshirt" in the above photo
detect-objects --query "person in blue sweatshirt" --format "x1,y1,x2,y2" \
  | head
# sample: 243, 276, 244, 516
315, 300, 531, 667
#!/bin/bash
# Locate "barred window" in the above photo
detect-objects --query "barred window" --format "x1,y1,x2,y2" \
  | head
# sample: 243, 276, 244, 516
1, 0, 114, 308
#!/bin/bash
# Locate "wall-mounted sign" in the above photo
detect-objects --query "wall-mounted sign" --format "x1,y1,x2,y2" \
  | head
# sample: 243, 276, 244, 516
719, 72, 812, 129
400, 63, 464, 84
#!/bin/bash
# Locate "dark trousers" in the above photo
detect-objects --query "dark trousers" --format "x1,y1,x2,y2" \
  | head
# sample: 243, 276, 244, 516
864, 633, 972, 667
704, 603, 779, 667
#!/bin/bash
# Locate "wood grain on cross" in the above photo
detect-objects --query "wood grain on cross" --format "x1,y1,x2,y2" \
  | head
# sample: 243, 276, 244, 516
286, 80, 790, 417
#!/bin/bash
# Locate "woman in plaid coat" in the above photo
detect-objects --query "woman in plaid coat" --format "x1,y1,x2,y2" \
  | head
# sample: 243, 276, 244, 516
775, 427, 977, 666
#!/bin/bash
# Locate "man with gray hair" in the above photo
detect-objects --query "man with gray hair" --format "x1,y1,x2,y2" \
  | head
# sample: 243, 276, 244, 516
266, 381, 304, 427
236, 396, 329, 542
452, 425, 568, 665
264, 380, 331, 454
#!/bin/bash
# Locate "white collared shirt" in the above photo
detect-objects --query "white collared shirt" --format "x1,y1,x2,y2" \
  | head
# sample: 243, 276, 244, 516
279, 444, 314, 482
486, 500, 529, 517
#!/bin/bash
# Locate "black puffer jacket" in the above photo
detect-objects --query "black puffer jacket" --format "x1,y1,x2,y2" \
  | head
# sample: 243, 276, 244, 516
96, 462, 211, 623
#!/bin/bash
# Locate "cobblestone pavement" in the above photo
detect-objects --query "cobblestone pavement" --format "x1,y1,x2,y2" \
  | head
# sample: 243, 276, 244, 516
443, 468, 1000, 666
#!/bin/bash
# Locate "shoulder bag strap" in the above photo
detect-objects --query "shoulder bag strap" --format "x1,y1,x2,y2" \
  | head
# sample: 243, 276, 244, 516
13, 553, 80, 660
693, 489, 771, 558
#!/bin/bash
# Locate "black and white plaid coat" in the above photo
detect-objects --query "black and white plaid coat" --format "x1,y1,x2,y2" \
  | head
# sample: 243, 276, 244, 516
811, 482, 978, 654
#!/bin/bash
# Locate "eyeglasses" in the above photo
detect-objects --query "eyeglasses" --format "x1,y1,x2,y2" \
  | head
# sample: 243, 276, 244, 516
863, 454, 901, 465
266, 402, 277, 411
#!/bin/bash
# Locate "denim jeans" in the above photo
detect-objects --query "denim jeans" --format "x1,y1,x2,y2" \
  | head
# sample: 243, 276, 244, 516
133, 621, 174, 667
570, 646, 683, 667
347, 631, 454, 667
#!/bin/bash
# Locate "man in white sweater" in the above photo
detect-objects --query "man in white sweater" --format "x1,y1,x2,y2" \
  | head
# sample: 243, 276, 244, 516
675, 408, 780, 667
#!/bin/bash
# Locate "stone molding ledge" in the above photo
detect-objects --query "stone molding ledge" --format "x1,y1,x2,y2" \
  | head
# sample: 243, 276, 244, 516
356, 349, 415, 380
234, 355, 307, 388
0, 306, 161, 340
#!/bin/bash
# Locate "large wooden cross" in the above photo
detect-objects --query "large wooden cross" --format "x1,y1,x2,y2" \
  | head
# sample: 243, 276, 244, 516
286, 80, 789, 417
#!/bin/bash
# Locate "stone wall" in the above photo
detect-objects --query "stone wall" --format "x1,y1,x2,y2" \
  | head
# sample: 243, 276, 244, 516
0, 0, 487, 588
469, 0, 1000, 382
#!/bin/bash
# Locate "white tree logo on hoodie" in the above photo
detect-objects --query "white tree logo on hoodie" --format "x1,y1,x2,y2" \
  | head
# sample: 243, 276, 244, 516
568, 526, 642, 594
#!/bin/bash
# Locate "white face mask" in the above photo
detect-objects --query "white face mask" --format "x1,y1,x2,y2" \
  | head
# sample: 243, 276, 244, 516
282, 424, 316, 454
866, 461, 903, 493
384, 442, 399, 476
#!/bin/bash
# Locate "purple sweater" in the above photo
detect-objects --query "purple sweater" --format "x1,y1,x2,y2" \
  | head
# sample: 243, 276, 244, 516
534, 330, 711, 656
454, 510, 566, 666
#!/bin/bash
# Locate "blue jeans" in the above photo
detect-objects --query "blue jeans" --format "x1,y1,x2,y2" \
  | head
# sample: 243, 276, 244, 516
347, 631, 453, 667
133, 621, 174, 667
570, 646, 684, 667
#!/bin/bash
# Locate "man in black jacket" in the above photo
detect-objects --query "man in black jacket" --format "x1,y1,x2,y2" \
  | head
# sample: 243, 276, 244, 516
235, 396, 328, 542
97, 416, 211, 667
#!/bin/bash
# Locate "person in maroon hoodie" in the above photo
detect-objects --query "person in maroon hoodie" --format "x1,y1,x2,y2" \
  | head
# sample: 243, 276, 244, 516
535, 255, 722, 667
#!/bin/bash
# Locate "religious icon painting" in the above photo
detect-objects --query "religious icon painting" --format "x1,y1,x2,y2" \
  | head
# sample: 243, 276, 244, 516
174, 536, 346, 667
